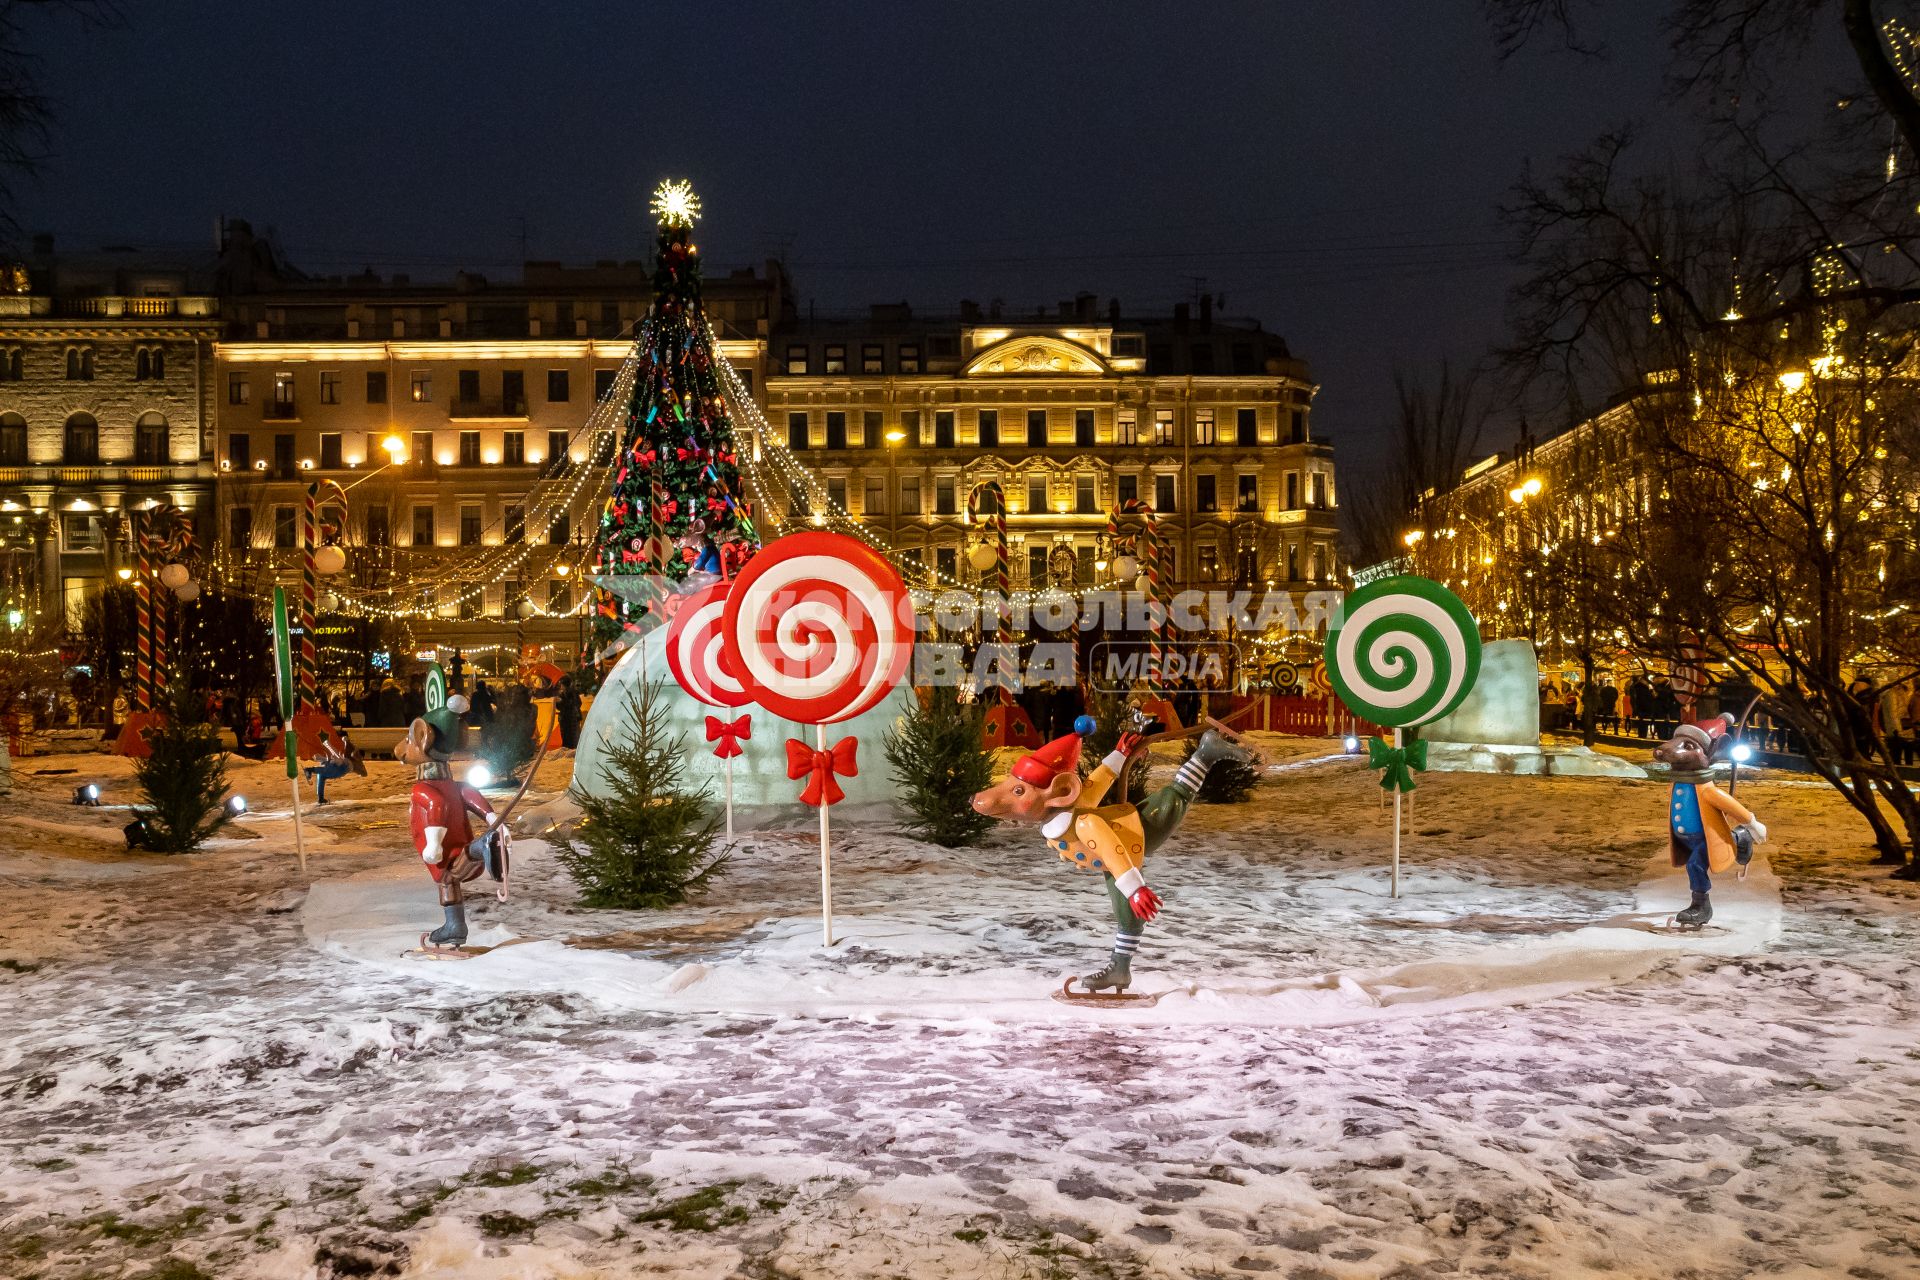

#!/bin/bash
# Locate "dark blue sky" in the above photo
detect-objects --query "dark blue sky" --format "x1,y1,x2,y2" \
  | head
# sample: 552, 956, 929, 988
25, 2, 1861, 479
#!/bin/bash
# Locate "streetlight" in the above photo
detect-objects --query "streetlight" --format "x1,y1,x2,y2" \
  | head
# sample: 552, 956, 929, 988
885, 427, 906, 548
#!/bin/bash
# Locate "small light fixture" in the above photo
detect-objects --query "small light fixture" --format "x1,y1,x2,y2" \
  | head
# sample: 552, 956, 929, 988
225, 795, 249, 816
253, 460, 268, 471
116, 567, 133, 581
1343, 735, 1360, 754
555, 563, 571, 577
884, 428, 906, 445
73, 783, 100, 806
467, 763, 494, 789
381, 433, 407, 459
1730, 742, 1754, 764
299, 458, 315, 470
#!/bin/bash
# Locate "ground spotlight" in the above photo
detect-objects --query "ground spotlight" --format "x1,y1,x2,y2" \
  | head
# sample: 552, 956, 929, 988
72, 783, 100, 806
123, 816, 151, 850
1730, 742, 1754, 764
1343, 735, 1360, 754
225, 795, 249, 816
468, 763, 494, 789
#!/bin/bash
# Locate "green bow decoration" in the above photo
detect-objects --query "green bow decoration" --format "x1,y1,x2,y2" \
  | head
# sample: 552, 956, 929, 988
1367, 736, 1428, 793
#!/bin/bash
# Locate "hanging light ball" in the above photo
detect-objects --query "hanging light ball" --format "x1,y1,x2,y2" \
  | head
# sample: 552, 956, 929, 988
158, 562, 191, 590
174, 581, 200, 602
516, 599, 537, 619
313, 544, 347, 575
1113, 553, 1140, 583
968, 543, 999, 572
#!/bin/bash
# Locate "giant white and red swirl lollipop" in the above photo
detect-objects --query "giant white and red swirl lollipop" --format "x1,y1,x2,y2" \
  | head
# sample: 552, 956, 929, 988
665, 581, 754, 709
721, 531, 913, 725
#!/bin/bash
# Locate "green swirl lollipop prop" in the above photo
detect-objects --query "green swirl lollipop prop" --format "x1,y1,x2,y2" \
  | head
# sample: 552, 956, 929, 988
1326, 575, 1482, 897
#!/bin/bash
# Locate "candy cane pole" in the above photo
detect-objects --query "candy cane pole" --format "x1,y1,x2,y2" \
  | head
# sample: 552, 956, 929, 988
299, 482, 319, 712
151, 534, 167, 699
133, 521, 152, 712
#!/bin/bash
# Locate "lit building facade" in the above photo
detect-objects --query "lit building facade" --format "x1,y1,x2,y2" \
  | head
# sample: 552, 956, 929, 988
0, 237, 219, 631
762, 297, 1338, 596
209, 229, 784, 669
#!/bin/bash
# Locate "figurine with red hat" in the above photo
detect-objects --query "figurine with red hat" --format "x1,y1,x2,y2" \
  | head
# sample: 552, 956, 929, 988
393, 681, 509, 954
1651, 712, 1769, 930
972, 710, 1252, 996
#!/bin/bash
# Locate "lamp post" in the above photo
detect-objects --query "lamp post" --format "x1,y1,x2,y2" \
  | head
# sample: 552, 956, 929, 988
884, 428, 905, 553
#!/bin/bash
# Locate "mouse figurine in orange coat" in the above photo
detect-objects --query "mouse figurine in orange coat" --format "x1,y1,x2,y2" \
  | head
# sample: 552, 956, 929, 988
1651, 713, 1768, 930
971, 711, 1252, 996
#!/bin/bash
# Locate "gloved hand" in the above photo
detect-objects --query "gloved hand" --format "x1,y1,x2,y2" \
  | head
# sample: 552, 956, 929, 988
1128, 885, 1163, 923
1745, 819, 1769, 844
1116, 730, 1146, 758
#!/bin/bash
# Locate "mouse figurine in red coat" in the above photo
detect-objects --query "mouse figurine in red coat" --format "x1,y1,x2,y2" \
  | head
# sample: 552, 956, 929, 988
1651, 713, 1768, 930
393, 694, 509, 953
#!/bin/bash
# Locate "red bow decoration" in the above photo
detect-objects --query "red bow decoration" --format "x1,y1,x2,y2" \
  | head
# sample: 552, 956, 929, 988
706, 714, 750, 759
786, 736, 858, 807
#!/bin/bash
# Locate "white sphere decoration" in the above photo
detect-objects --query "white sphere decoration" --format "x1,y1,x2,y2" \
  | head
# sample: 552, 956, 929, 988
313, 544, 347, 576
516, 598, 536, 619
1134, 574, 1152, 593
158, 562, 190, 590
1112, 553, 1139, 582
173, 581, 199, 602
968, 542, 999, 572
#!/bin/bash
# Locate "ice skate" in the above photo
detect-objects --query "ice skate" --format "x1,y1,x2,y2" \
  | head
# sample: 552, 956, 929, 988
1053, 955, 1160, 1007
1190, 728, 1253, 771
1670, 891, 1713, 931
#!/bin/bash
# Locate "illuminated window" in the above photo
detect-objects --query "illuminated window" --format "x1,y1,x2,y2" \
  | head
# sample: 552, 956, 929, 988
824, 344, 846, 374
898, 343, 921, 374
503, 431, 525, 465
1115, 412, 1137, 445
785, 344, 808, 375
1154, 410, 1175, 445
1195, 410, 1216, 445
270, 372, 296, 417
861, 344, 883, 374
1197, 545, 1219, 581
1075, 474, 1096, 513
320, 370, 341, 404
135, 413, 169, 465
410, 371, 432, 403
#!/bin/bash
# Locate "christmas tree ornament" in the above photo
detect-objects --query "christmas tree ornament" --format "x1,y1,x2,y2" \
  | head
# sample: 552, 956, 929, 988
1326, 575, 1482, 898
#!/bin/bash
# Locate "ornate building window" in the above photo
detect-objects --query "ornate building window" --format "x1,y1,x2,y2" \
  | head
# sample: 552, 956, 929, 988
65, 346, 94, 381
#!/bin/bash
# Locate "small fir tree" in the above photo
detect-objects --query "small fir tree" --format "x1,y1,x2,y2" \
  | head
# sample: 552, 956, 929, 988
1182, 735, 1258, 803
884, 685, 996, 847
132, 670, 235, 853
1081, 683, 1149, 804
556, 684, 727, 908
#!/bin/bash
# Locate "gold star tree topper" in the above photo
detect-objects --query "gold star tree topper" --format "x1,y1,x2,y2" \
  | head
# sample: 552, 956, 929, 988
651, 179, 701, 228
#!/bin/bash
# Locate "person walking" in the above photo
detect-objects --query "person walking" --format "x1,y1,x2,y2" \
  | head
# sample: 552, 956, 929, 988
555, 675, 582, 751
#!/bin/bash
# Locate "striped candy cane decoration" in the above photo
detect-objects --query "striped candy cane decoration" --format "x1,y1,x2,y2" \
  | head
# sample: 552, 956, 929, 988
1110, 498, 1167, 689
967, 481, 1011, 701
299, 481, 348, 712
133, 532, 152, 712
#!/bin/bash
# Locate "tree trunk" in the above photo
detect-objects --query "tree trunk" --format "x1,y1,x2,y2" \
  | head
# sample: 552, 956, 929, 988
1580, 649, 1599, 748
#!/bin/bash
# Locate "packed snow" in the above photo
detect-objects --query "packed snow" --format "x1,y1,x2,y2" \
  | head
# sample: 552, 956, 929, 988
1, 738, 1918, 1278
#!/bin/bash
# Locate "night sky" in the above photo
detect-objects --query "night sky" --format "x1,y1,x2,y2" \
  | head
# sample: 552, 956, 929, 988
25, 2, 1862, 487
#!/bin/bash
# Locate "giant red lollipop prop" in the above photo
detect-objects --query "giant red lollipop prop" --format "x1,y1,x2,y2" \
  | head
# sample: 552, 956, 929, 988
719, 531, 914, 946
720, 532, 913, 725
666, 581, 753, 709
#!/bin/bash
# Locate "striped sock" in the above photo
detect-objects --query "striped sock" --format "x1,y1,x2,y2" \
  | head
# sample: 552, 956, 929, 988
1171, 756, 1210, 800
1112, 932, 1140, 956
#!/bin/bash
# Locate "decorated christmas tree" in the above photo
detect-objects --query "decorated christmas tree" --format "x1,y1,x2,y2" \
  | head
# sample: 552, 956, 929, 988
593, 179, 758, 648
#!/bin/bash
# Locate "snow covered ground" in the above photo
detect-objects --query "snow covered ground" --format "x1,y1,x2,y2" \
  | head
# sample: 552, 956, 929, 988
2, 739, 1919, 1278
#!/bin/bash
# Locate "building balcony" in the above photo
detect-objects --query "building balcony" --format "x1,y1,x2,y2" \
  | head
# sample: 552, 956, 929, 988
262, 403, 299, 421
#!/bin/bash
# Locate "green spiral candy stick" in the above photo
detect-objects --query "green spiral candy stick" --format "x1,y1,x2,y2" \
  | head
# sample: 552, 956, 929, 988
1327, 576, 1481, 729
